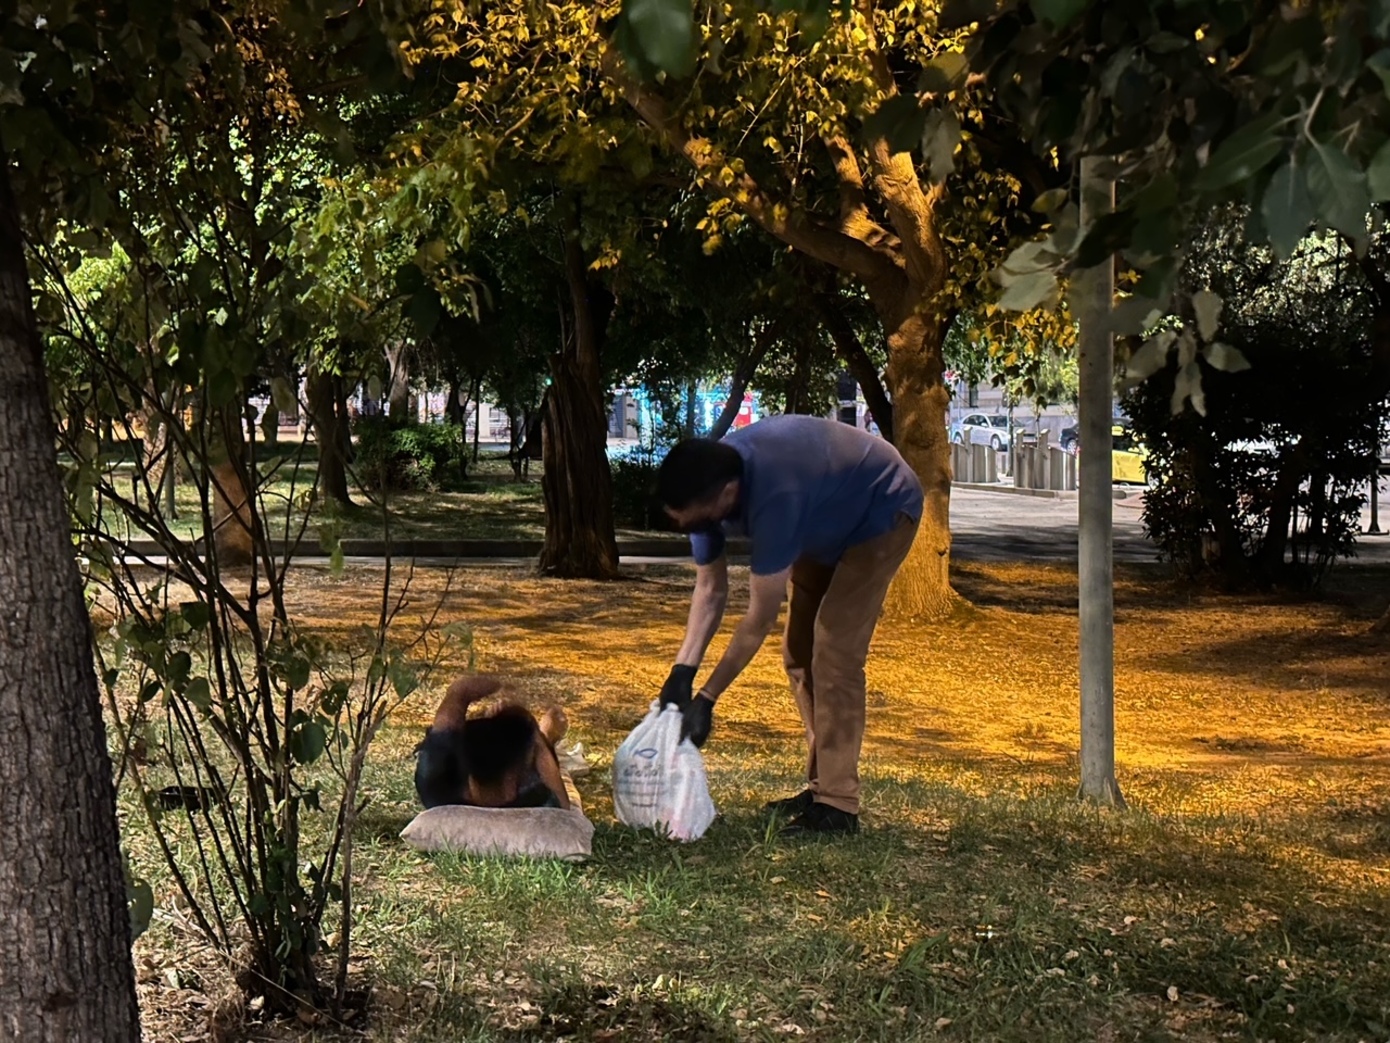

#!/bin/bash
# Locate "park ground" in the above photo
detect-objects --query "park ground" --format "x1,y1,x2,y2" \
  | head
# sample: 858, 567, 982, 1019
123, 548, 1390, 1043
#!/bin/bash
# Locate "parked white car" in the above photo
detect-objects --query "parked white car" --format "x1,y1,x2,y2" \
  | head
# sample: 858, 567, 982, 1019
950, 412, 1010, 451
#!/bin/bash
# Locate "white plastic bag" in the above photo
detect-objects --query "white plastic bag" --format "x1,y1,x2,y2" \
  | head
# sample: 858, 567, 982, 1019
612, 701, 717, 841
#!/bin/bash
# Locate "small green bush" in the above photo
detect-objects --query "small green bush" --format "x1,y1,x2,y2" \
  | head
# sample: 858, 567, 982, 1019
610, 448, 672, 531
353, 418, 466, 492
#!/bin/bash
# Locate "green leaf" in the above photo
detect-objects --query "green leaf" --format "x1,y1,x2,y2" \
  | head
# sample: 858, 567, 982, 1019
863, 96, 926, 154
388, 659, 419, 699
1170, 360, 1206, 415
622, 0, 696, 78
289, 718, 328, 765
1145, 31, 1190, 55
1032, 187, 1069, 214
1307, 141, 1371, 238
321, 681, 350, 716
1369, 50, 1390, 98
184, 677, 212, 711
206, 369, 240, 408
271, 376, 298, 415
1033, 0, 1088, 29
1193, 112, 1287, 191
1110, 297, 1165, 338
180, 601, 211, 631
920, 109, 961, 183
1261, 158, 1314, 257
1368, 141, 1390, 202
1202, 341, 1251, 373
919, 51, 968, 93
996, 269, 1059, 312
284, 654, 312, 691
167, 651, 192, 685
1120, 330, 1176, 389
1374, 0, 1390, 37
938, 0, 997, 30
1191, 290, 1222, 341
405, 286, 442, 336
393, 262, 425, 295
127, 878, 155, 941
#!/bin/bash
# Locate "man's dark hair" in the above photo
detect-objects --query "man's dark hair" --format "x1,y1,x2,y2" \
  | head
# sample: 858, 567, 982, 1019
656, 438, 744, 510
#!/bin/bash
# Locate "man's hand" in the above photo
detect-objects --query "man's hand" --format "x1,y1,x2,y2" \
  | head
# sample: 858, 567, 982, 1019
659, 664, 698, 709
681, 693, 715, 748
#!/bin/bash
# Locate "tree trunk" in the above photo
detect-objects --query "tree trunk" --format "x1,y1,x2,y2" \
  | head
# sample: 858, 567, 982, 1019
139, 386, 173, 501
710, 324, 774, 440
445, 374, 466, 428
683, 378, 697, 438
306, 369, 352, 508
877, 295, 957, 620
386, 342, 411, 422
1074, 159, 1124, 807
785, 330, 818, 415
472, 375, 483, 463
0, 161, 141, 1042
1374, 600, 1390, 633
538, 202, 619, 579
336, 376, 355, 464
506, 405, 524, 478
816, 291, 895, 443
209, 404, 255, 567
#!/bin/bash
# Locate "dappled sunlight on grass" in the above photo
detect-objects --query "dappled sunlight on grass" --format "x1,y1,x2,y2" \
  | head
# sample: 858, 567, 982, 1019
127, 558, 1390, 1041
282, 557, 1390, 822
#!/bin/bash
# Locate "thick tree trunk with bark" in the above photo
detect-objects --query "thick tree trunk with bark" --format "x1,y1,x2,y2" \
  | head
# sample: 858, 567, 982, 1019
609, 48, 958, 616
875, 297, 956, 620
537, 204, 619, 579
306, 369, 352, 508
0, 163, 141, 1042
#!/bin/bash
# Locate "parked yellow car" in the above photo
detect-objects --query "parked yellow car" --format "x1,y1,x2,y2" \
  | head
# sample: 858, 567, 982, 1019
1111, 424, 1148, 484
1072, 424, 1149, 485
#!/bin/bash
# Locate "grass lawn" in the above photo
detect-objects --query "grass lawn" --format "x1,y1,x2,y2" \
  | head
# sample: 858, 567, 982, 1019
94, 448, 673, 544
125, 559, 1390, 1042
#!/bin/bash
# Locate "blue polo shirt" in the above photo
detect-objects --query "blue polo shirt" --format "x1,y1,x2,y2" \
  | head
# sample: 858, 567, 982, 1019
688, 415, 923, 575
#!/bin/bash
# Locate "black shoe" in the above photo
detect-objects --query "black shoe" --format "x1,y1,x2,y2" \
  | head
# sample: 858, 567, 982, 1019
779, 802, 859, 836
763, 789, 815, 817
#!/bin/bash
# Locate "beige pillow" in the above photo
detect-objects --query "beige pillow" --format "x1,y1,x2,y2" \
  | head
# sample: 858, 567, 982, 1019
400, 805, 594, 861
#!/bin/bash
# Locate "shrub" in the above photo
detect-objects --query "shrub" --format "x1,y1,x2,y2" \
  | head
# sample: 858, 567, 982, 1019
353, 418, 465, 492
1126, 224, 1382, 589
610, 446, 674, 531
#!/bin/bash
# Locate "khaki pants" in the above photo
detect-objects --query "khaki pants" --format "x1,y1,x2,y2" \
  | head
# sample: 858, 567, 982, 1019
782, 513, 919, 814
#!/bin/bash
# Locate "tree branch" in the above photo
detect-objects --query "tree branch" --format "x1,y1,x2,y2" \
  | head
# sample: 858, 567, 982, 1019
814, 288, 895, 443
856, 7, 949, 295
710, 320, 778, 439
601, 47, 899, 287
823, 134, 900, 254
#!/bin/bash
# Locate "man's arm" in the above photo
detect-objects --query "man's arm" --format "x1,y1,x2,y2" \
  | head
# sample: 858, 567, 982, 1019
697, 567, 791, 700
676, 556, 729, 667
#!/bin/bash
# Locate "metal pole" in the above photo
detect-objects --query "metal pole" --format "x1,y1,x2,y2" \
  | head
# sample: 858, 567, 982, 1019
1077, 157, 1125, 807
1370, 427, 1382, 535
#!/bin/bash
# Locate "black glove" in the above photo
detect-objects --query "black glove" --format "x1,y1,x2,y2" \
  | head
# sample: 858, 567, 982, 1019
659, 664, 698, 709
681, 693, 715, 748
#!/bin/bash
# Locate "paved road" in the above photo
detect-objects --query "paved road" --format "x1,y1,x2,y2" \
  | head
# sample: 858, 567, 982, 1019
947, 476, 1390, 565
948, 487, 1153, 563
